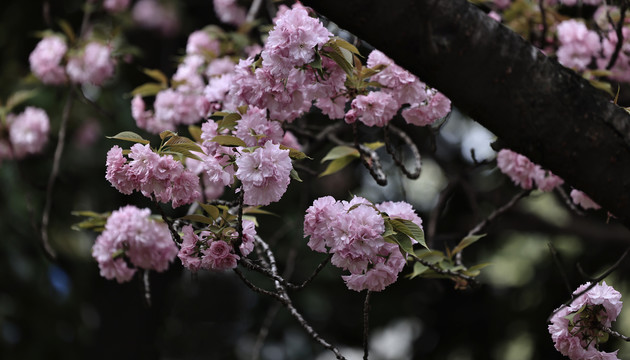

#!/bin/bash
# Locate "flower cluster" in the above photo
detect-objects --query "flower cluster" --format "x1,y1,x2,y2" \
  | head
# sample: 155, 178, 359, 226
105, 143, 201, 207
556, 20, 601, 71
0, 106, 50, 162
304, 196, 423, 292
496, 149, 564, 192
178, 220, 256, 272
29, 36, 116, 86
92, 205, 178, 283
570, 189, 601, 210
549, 281, 622, 360
213, 0, 247, 27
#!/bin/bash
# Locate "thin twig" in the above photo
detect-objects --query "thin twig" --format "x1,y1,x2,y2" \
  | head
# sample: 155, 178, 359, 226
41, 92, 74, 260
252, 302, 282, 360
606, 1, 629, 70
601, 325, 630, 342
555, 186, 584, 216
352, 123, 387, 185
538, 0, 549, 48
143, 270, 152, 306
155, 201, 182, 244
287, 253, 332, 290
409, 252, 479, 285
383, 124, 421, 179
427, 181, 456, 248
233, 267, 287, 302
548, 242, 574, 295
363, 291, 371, 360
466, 190, 530, 237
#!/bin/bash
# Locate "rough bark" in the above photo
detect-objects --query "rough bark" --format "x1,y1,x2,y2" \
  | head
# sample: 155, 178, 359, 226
303, 0, 630, 228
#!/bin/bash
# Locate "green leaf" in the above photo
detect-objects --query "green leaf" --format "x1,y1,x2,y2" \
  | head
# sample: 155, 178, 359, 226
199, 203, 220, 220
5, 89, 39, 112
321, 145, 359, 163
386, 232, 415, 255
211, 135, 247, 147
451, 234, 486, 257
323, 48, 354, 77
217, 113, 242, 130
462, 262, 492, 277
409, 262, 430, 279
131, 82, 167, 97
290, 168, 303, 182
142, 68, 169, 86
414, 249, 446, 264
160, 130, 177, 140
364, 141, 385, 151
382, 220, 396, 238
243, 206, 277, 216
319, 155, 356, 177
180, 214, 215, 225
107, 131, 151, 145
390, 219, 428, 249
57, 19, 76, 44
280, 145, 311, 160
331, 37, 361, 55
188, 125, 202, 142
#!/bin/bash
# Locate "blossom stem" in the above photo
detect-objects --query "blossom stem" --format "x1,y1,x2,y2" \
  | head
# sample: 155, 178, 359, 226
605, 1, 629, 70
41, 91, 74, 260
383, 124, 421, 179
363, 291, 371, 360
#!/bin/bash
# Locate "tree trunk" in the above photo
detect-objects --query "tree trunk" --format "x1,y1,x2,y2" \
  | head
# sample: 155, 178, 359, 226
303, 0, 630, 228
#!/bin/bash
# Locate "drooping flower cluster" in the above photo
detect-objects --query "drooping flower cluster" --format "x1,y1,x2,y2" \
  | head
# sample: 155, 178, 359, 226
29, 36, 116, 86
496, 149, 564, 192
105, 143, 201, 207
92, 205, 178, 283
178, 219, 256, 272
549, 281, 622, 360
0, 107, 50, 162
304, 196, 423, 292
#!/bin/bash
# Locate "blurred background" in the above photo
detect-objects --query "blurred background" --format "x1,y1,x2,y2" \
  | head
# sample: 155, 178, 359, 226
1, 1, 630, 359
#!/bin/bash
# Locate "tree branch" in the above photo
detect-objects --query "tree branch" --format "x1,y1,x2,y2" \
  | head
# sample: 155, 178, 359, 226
303, 0, 630, 228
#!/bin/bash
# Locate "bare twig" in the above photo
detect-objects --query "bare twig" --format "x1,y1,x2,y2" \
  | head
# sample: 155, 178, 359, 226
466, 190, 530, 238
548, 242, 574, 295
143, 270, 152, 306
606, 2, 629, 70
352, 123, 387, 185
41, 92, 74, 260
155, 201, 182, 245
601, 325, 630, 342
555, 186, 585, 216
237, 237, 346, 359
408, 252, 479, 286
363, 291, 371, 360
252, 302, 282, 360
287, 253, 332, 290
383, 124, 421, 179
538, 0, 549, 48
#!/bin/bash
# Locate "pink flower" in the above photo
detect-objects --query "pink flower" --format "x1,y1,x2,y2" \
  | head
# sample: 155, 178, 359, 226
315, 96, 347, 120
496, 149, 537, 189
497, 149, 563, 191
261, 5, 331, 77
178, 225, 202, 272
304, 196, 344, 252
105, 145, 134, 194
103, 0, 130, 13
213, 0, 247, 27
170, 170, 202, 208
29, 36, 68, 85
402, 91, 451, 127
92, 205, 178, 283
556, 20, 601, 71
132, 0, 179, 36
597, 28, 630, 83
347, 91, 398, 127
367, 49, 427, 107
235, 141, 293, 206
7, 107, 50, 158
66, 42, 115, 86
570, 189, 601, 210
186, 30, 220, 56
234, 106, 284, 146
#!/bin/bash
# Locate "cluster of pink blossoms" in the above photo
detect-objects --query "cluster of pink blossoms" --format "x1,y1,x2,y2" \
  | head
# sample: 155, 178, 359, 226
556, 19, 601, 71
213, 0, 247, 27
105, 143, 201, 207
496, 149, 564, 192
345, 50, 451, 128
304, 196, 423, 292
29, 36, 115, 86
178, 220, 256, 272
92, 205, 179, 283
0, 107, 50, 162
570, 189, 601, 210
549, 281, 622, 360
